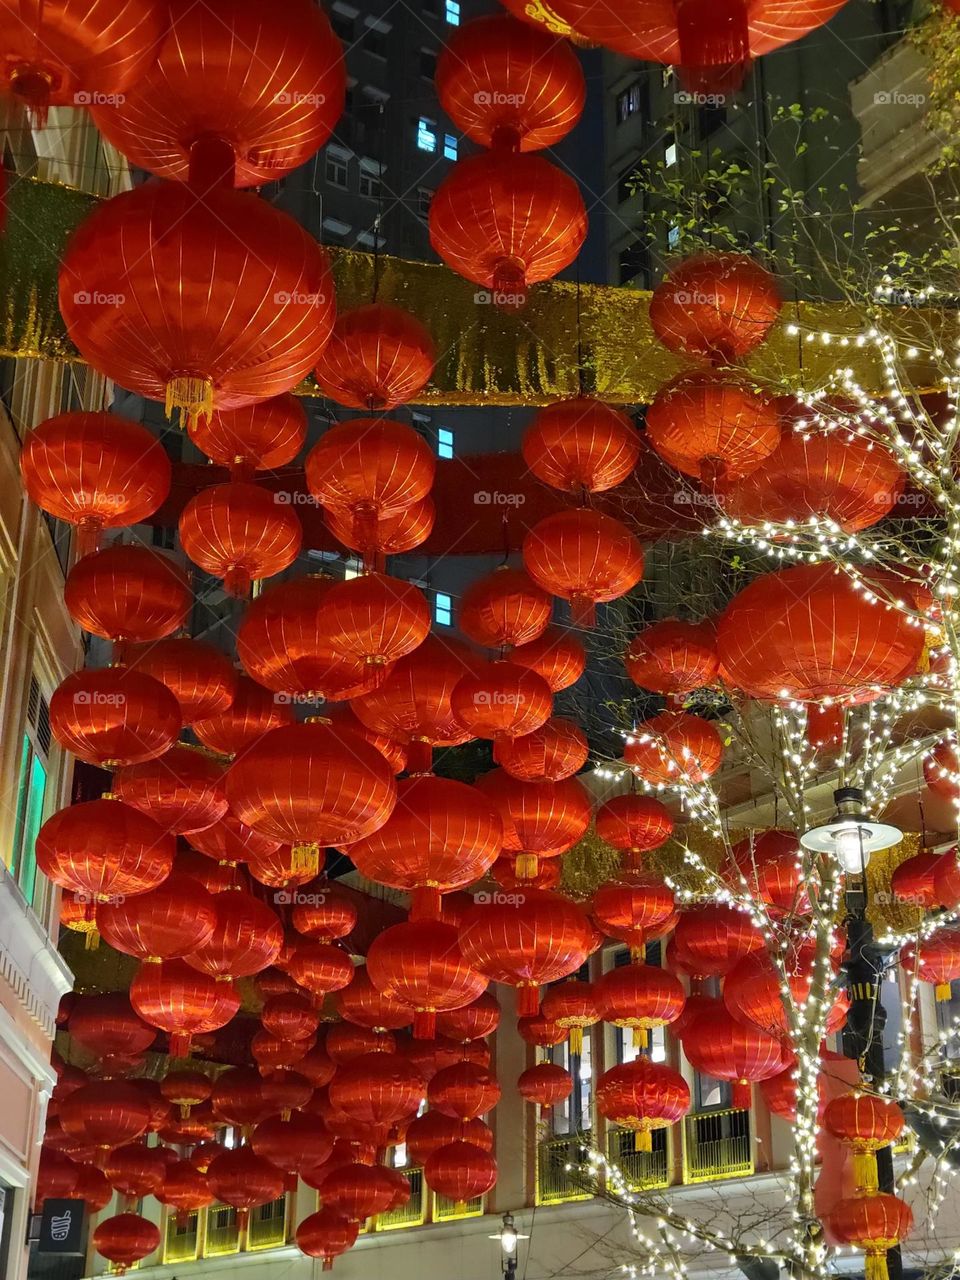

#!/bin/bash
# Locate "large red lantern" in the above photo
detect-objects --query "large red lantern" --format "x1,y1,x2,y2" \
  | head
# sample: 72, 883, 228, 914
67, 994, 155, 1061
650, 254, 781, 363
367, 920, 487, 1039
828, 1194, 913, 1280
451, 661, 554, 746
160, 1070, 213, 1117
476, 769, 591, 880
724, 829, 806, 913
595, 962, 685, 1045
328, 1052, 425, 1127
319, 572, 432, 681
717, 564, 925, 703
59, 1081, 152, 1164
682, 1005, 790, 1107
206, 1148, 284, 1228
178, 482, 302, 597
672, 904, 763, 979
286, 941, 355, 997
50, 667, 181, 767
317, 1161, 398, 1220
595, 795, 674, 857
591, 876, 677, 950
252, 1112, 333, 1187
114, 745, 227, 834
424, 1140, 497, 1204
183, 890, 284, 979
296, 1208, 359, 1268
511, 626, 586, 692
0, 0, 165, 126
261, 1069, 313, 1119
20, 412, 171, 554
64, 545, 191, 647
823, 1093, 904, 1194
156, 1159, 215, 1225
428, 1062, 501, 1120
192, 674, 292, 757
496, 716, 588, 783
646, 371, 780, 484
129, 959, 240, 1056
36, 1149, 78, 1204
522, 398, 640, 493
315, 303, 436, 410
188, 394, 307, 476
458, 889, 595, 1015
596, 1057, 690, 1150
523, 509, 643, 626
96, 871, 217, 961
37, 797, 174, 900
625, 620, 719, 697
226, 721, 397, 871
92, 1213, 160, 1274
211, 1068, 269, 1129
405, 1112, 491, 1164
60, 181, 335, 424
624, 711, 723, 785
105, 1144, 167, 1205
459, 568, 552, 650
436, 13, 584, 151
127, 636, 238, 726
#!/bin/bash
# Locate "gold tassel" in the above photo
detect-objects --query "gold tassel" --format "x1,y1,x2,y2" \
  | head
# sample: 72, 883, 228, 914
515, 853, 539, 880
853, 1150, 879, 1195
634, 1128, 652, 1152
166, 375, 215, 426
865, 1251, 890, 1280
569, 1026, 583, 1056
632, 1026, 649, 1049
84, 928, 100, 951
936, 981, 953, 1001
291, 843, 320, 877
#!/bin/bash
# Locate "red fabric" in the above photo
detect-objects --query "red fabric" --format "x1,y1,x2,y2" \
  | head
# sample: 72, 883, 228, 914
128, 637, 238, 727
114, 746, 227, 834
97, 872, 217, 960
592, 876, 676, 947
315, 304, 436, 411
296, 1209, 359, 1263
522, 398, 640, 492
286, 942, 354, 997
51, 668, 181, 767
650, 253, 781, 363
424, 1140, 497, 1201
672, 904, 763, 979
460, 567, 552, 649
594, 961, 685, 1031
179, 481, 302, 593
626, 619, 719, 696
435, 992, 501, 1043
38, 797, 174, 899
352, 636, 479, 752
92, 1214, 161, 1270
130, 959, 240, 1054
188, 395, 306, 475
64, 545, 191, 645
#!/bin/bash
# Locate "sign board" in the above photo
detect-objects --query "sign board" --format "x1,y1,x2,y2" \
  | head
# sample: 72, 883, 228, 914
37, 1199, 85, 1254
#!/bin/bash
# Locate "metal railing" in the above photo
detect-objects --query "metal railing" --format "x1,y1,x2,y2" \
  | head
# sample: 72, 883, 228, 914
607, 1126, 671, 1191
377, 1168, 427, 1230
247, 1196, 289, 1250
536, 1132, 596, 1205
163, 1210, 200, 1264
682, 1108, 753, 1184
434, 1191, 485, 1221
203, 1204, 240, 1256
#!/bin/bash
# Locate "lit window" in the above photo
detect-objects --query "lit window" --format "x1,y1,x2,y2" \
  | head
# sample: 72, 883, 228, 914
445, 0, 460, 24
443, 133, 458, 161
667, 224, 680, 249
417, 117, 437, 153
344, 558, 362, 580
435, 592, 452, 626
665, 142, 677, 167
615, 80, 645, 125
437, 427, 454, 459
11, 676, 49, 906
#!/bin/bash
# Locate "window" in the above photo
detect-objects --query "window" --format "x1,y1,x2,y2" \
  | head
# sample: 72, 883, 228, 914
616, 80, 646, 125
11, 676, 50, 906
435, 592, 452, 626
665, 142, 677, 166
420, 47, 437, 79
358, 160, 382, 199
364, 26, 387, 57
443, 134, 458, 161
417, 186, 433, 218
330, 9, 353, 41
437, 427, 454, 459
344, 558, 362, 580
667, 223, 681, 249
325, 148, 349, 188
417, 117, 437, 153
445, 0, 460, 24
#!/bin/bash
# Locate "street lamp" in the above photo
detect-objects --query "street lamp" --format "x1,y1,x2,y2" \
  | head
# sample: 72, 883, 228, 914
491, 1212, 528, 1280
800, 786, 902, 874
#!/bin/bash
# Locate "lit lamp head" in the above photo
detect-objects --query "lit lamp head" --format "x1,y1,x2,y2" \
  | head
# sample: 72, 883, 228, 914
800, 786, 902, 874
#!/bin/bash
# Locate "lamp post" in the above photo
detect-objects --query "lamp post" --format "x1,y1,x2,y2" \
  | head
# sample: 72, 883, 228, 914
491, 1212, 527, 1280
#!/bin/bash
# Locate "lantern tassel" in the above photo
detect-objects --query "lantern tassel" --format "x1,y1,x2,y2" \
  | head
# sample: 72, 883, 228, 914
675, 0, 751, 95
865, 1252, 890, 1280
632, 1026, 649, 1049
84, 928, 100, 951
291, 842, 321, 878
569, 1026, 584, 1056
411, 885, 443, 921
518, 985, 540, 1018
569, 594, 596, 629
936, 981, 953, 1001
853, 1151, 880, 1195
732, 1082, 752, 1110
635, 1128, 653, 1153
180, 1103, 191, 1120
491, 258, 527, 312
166, 376, 215, 427
10, 64, 53, 129
414, 1009, 437, 1040
514, 853, 539, 881
223, 566, 252, 600
322, 1258, 335, 1272
170, 1032, 193, 1060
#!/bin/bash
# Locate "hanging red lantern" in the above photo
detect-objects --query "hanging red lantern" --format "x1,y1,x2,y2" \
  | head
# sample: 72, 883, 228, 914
326, 1024, 396, 1062
424, 1140, 497, 1204
127, 636, 238, 726
179, 481, 302, 597
924, 738, 960, 799
114, 745, 227, 835
156, 1159, 215, 1225
21, 411, 171, 554
60, 181, 335, 424
105, 1144, 167, 1205
226, 718, 397, 861
319, 573, 432, 683
367, 920, 487, 1039
650, 254, 781, 364
518, 1062, 573, 1111
252, 1112, 333, 1191
188, 395, 307, 476
59, 1081, 152, 1165
935, 849, 960, 909
672, 904, 763, 979
724, 830, 806, 912
437, 13, 583, 150
129, 959, 240, 1057
496, 717, 589, 783
518, 1013, 567, 1046
315, 303, 435, 410
210, 1067, 269, 1129
296, 1208, 359, 1268
901, 927, 960, 1000
452, 660, 554, 747
682, 1004, 790, 1107
430, 151, 586, 303
64, 545, 192, 647
251, 1029, 315, 1075
595, 796, 674, 857
261, 1069, 313, 1119
625, 711, 724, 786
67, 994, 155, 1062
405, 1112, 491, 1164
92, 1213, 160, 1274
718, 563, 925, 703
321, 703, 407, 775
160, 1070, 213, 1118
828, 1194, 913, 1280
262, 993, 321, 1042
511, 626, 586, 692
458, 888, 595, 1015
476, 769, 591, 880
0, 0, 165, 126
292, 891, 358, 943
493, 855, 562, 892
36, 1149, 79, 1204
183, 890, 284, 980
317, 1161, 398, 1220
595, 961, 685, 1047
596, 1057, 690, 1150
436, 992, 501, 1043
428, 1062, 501, 1120
207, 1148, 284, 1230
191, 675, 290, 759
541, 981, 599, 1054
334, 970, 413, 1033
522, 398, 640, 492
346, 773, 504, 916
823, 1093, 904, 1194
187, 1143, 222, 1174
591, 876, 676, 950
297, 1044, 337, 1088
523, 509, 643, 627
325, 495, 436, 565
189, 813, 281, 866
89, 0, 344, 185
459, 568, 552, 650
37, 797, 174, 901
50, 667, 181, 767
96, 871, 217, 961
328, 1052, 425, 1127
287, 941, 355, 997
625, 620, 719, 697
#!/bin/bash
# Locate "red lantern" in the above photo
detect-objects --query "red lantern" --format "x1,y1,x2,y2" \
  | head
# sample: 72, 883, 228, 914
226, 721, 398, 869
724, 830, 806, 912
428, 1062, 501, 1120
251, 1030, 315, 1074
296, 1208, 359, 1268
347, 773, 501, 917
37, 797, 174, 900
319, 573, 432, 681
317, 1161, 397, 1220
594, 962, 685, 1046
518, 1062, 573, 1111
67, 994, 155, 1061
496, 717, 588, 783
522, 398, 640, 492
459, 568, 552, 650
436, 14, 584, 151
924, 738, 960, 799
326, 1024, 396, 1062
591, 876, 676, 950
828, 1194, 913, 1280
315, 304, 435, 410
541, 981, 599, 1054
92, 1213, 160, 1274
192, 674, 291, 757
518, 1014, 566, 1046
367, 920, 487, 1039
430, 151, 586, 302
64, 545, 191, 647
207, 1148, 284, 1229
96, 871, 217, 961
50, 667, 181, 766
189, 394, 307, 476
672, 904, 763, 979
595, 795, 674, 856
682, 1005, 790, 1108
156, 1159, 215, 1224
114, 745, 227, 834
624, 711, 723, 785
476, 770, 591, 880
35, 1149, 78, 1204
646, 371, 779, 484
452, 661, 553, 746
89, 0, 345, 186
105, 1144, 167, 1204
625, 620, 719, 697
127, 636, 238, 726
435, 992, 501, 1043
59, 1081, 152, 1164
596, 1058, 690, 1150
328, 1052, 425, 1127
179, 482, 302, 597
287, 941, 355, 997
935, 849, 960, 909
60, 181, 335, 423
297, 1045, 337, 1088
523, 509, 643, 627
717, 564, 925, 704
21, 412, 171, 554
511, 626, 586, 692
160, 1070, 213, 1117
262, 1069, 313, 1119
188, 1142, 222, 1174
458, 888, 595, 1015
211, 1067, 269, 1128
184, 890, 283, 980
823, 1093, 904, 1194
189, 814, 280, 865
130, 958, 240, 1057
0, 0, 165, 126
262, 993, 321, 1042
901, 927, 960, 1000
650, 254, 781, 363
406, 1112, 492, 1164
292, 892, 358, 942
493, 855, 562, 892
424, 1140, 497, 1204
321, 703, 407, 775
334, 969, 413, 1032
325, 495, 436, 564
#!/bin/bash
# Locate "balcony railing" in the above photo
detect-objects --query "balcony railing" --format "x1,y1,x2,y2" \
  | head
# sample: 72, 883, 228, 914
682, 1108, 753, 1184
536, 1132, 596, 1205
377, 1168, 427, 1231
161, 1195, 288, 1263
607, 1126, 670, 1191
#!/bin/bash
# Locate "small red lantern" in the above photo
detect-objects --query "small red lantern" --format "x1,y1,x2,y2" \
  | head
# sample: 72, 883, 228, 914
50, 666, 181, 767
262, 993, 321, 1042
328, 1052, 425, 1127
475, 770, 591, 881
315, 303, 435, 410
591, 876, 677, 951
317, 1161, 398, 1220
64, 545, 191, 648
459, 568, 552, 650
37, 797, 174, 901
179, 481, 302, 597
319, 572, 432, 681
681, 1005, 790, 1108
901, 927, 960, 1001
292, 892, 358, 942
828, 1194, 913, 1280
367, 920, 487, 1039
105, 1144, 167, 1205
424, 1140, 497, 1205
128, 636, 238, 726
206, 1148, 284, 1229
823, 1093, 904, 1194
924, 738, 960, 799
59, 1081, 152, 1165
156, 1159, 215, 1225
523, 509, 643, 627
625, 711, 723, 785
649, 254, 781, 364
672, 904, 763, 979
188, 395, 307, 476
96, 871, 218, 961
92, 1213, 160, 1274
296, 1208, 359, 1269
114, 745, 227, 835
160, 1070, 213, 1118
625, 620, 719, 697
192, 673, 292, 756
595, 796, 674, 857
511, 626, 586, 692
518, 1062, 573, 1111
594, 962, 686, 1046
452, 660, 553, 746
435, 992, 501, 1043
427, 1062, 501, 1120
129, 959, 240, 1057
596, 1057, 690, 1150
496, 716, 588, 783
183, 890, 284, 980
522, 398, 640, 492
286, 941, 355, 997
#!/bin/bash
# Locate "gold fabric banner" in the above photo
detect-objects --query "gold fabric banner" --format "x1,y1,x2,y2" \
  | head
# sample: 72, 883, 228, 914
0, 178, 944, 405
